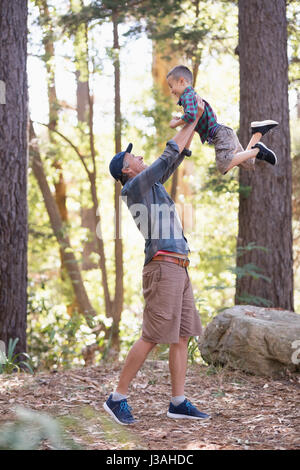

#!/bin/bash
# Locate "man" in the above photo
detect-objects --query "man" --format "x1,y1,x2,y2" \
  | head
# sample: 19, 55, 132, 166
104, 97, 211, 425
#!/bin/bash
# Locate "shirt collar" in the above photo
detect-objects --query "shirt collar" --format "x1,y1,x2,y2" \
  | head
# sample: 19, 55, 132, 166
177, 86, 193, 105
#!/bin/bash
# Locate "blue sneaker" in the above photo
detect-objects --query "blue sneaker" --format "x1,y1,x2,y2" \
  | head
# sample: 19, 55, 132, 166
167, 399, 211, 420
103, 394, 136, 425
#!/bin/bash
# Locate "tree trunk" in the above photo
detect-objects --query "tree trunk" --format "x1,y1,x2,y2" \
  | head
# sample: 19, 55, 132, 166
112, 16, 124, 352
0, 0, 28, 355
37, 0, 69, 277
236, 0, 293, 310
70, 0, 98, 271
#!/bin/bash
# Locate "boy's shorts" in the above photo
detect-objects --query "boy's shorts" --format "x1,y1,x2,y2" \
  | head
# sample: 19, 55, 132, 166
211, 124, 255, 175
141, 260, 202, 344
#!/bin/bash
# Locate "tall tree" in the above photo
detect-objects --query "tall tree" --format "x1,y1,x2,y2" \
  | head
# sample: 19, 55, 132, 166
236, 0, 294, 310
69, 0, 98, 271
0, 0, 28, 355
34, 0, 69, 278
111, 13, 124, 351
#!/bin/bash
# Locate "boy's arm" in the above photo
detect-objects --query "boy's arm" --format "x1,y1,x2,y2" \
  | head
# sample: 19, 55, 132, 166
160, 100, 203, 184
172, 96, 204, 153
169, 93, 204, 129
125, 98, 204, 197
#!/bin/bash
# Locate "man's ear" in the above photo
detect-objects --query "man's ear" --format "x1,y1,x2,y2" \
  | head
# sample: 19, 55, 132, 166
122, 167, 131, 176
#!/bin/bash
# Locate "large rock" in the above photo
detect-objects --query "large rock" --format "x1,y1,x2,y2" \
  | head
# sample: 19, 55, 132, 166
199, 305, 300, 377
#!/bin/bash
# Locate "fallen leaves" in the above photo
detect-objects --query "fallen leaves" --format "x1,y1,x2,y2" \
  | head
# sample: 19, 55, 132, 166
0, 361, 299, 450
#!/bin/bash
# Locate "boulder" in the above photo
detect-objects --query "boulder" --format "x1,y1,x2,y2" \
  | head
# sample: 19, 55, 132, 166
199, 305, 300, 377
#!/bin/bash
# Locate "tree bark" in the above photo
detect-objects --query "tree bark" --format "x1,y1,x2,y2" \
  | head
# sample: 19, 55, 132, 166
0, 0, 28, 355
236, 0, 293, 310
112, 15, 124, 351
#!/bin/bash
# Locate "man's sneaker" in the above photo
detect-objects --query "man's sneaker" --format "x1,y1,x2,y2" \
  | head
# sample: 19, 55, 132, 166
252, 142, 277, 165
167, 399, 211, 420
103, 394, 136, 425
251, 120, 278, 136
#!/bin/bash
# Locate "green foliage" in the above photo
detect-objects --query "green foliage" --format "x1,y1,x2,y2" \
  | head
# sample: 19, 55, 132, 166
27, 286, 94, 370
188, 337, 202, 364
235, 292, 272, 308
0, 407, 80, 450
0, 339, 34, 375
287, 0, 300, 90
228, 263, 271, 283
137, 85, 174, 157
25, 0, 299, 373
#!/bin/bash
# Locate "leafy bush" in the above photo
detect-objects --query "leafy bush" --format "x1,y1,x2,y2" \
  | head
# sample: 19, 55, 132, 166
0, 407, 80, 450
0, 338, 34, 374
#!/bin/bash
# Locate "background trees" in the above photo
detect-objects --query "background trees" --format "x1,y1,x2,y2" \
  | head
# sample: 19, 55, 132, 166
1, 0, 298, 369
0, 0, 28, 356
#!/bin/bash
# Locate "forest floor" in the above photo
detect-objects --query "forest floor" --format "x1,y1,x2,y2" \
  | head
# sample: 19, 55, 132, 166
0, 360, 299, 450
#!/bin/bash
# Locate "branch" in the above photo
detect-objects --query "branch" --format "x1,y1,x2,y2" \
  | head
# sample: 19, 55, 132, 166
35, 121, 92, 177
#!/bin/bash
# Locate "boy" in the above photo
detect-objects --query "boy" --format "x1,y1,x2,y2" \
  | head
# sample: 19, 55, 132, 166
166, 65, 278, 175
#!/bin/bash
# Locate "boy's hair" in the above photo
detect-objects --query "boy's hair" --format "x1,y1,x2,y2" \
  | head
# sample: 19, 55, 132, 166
167, 65, 193, 84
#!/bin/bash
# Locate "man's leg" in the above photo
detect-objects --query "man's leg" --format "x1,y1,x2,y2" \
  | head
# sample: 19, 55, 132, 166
169, 336, 189, 397
103, 338, 156, 425
167, 336, 211, 420
116, 337, 156, 395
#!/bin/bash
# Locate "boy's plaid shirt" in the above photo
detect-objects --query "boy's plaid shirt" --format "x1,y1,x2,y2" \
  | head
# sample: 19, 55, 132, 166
178, 86, 219, 143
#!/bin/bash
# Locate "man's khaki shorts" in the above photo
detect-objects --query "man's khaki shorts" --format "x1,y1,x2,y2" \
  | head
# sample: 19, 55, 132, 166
141, 260, 202, 344
211, 124, 255, 174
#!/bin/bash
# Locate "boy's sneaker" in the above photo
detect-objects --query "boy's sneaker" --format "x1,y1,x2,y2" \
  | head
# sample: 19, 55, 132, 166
103, 394, 137, 425
167, 399, 211, 420
251, 120, 278, 136
252, 142, 277, 165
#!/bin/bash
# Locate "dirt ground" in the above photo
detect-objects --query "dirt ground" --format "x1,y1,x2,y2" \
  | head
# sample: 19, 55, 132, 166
0, 360, 299, 450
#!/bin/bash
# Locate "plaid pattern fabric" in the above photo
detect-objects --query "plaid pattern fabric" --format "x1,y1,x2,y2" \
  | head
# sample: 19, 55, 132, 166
178, 86, 219, 143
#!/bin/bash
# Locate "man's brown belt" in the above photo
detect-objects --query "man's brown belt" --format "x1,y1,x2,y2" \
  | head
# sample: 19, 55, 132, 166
152, 255, 190, 268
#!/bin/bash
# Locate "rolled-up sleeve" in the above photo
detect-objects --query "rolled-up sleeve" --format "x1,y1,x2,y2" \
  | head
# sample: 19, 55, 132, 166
181, 93, 198, 124
122, 140, 181, 199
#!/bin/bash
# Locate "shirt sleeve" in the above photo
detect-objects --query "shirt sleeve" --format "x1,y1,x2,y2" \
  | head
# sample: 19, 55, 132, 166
122, 140, 180, 199
181, 92, 198, 124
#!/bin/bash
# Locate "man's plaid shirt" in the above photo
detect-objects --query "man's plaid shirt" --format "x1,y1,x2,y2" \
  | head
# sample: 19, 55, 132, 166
178, 86, 219, 143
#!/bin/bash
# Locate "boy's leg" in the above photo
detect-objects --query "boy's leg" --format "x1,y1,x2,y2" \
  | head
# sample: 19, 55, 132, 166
246, 131, 262, 150
224, 146, 259, 173
115, 337, 156, 395
223, 120, 278, 173
224, 130, 265, 173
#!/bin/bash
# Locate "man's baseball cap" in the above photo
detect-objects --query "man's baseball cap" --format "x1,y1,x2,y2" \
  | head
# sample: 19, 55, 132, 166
109, 143, 133, 181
